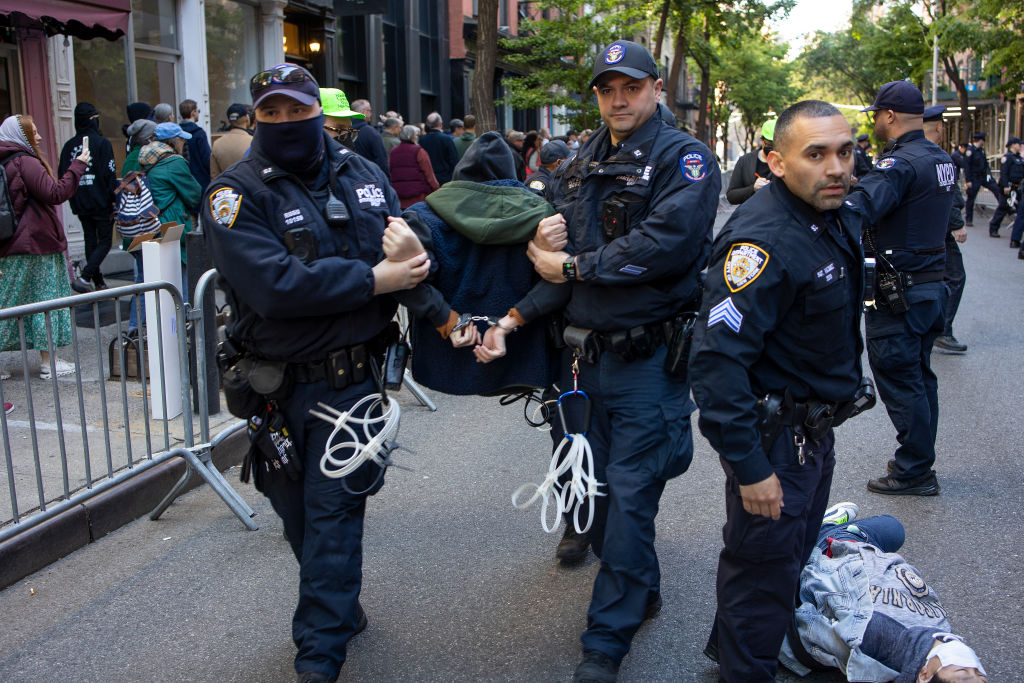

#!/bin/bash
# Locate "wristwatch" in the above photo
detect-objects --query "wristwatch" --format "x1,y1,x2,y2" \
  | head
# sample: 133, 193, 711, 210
562, 256, 577, 282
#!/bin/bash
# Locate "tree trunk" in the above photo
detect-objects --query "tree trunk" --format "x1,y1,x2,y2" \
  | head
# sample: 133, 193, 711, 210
941, 54, 971, 141
696, 19, 711, 143
654, 0, 671, 58
471, 0, 499, 133
666, 20, 687, 121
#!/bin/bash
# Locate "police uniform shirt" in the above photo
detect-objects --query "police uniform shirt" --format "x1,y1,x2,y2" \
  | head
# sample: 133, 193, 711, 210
999, 151, 1024, 189
965, 142, 988, 181
847, 130, 954, 275
526, 165, 553, 198
521, 108, 720, 331
689, 180, 864, 486
203, 134, 435, 362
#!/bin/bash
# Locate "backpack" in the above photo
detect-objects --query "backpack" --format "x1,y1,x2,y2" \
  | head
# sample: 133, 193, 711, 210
113, 171, 161, 239
0, 152, 28, 242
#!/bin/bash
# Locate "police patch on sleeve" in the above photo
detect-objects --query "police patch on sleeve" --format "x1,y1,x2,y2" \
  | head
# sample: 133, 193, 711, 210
209, 187, 242, 228
708, 297, 743, 333
875, 157, 896, 170
724, 243, 769, 292
679, 152, 707, 182
528, 179, 547, 191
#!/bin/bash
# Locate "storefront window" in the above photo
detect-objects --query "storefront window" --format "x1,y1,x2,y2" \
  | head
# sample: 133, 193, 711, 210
72, 37, 129, 170
205, 0, 259, 131
133, 0, 178, 50
135, 55, 177, 114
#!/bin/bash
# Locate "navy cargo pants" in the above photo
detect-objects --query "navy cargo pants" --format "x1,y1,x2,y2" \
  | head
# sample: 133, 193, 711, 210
865, 285, 946, 480
259, 376, 385, 680
561, 345, 694, 662
711, 429, 836, 682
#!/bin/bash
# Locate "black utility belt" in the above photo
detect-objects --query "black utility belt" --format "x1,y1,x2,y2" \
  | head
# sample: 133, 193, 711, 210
288, 342, 379, 387
898, 269, 944, 288
562, 311, 698, 374
756, 379, 876, 449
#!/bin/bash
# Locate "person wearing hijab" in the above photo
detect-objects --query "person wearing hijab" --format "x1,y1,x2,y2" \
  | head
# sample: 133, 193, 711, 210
0, 115, 91, 378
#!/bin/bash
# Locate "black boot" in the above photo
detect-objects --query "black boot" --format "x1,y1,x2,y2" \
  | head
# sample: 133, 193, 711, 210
556, 525, 591, 565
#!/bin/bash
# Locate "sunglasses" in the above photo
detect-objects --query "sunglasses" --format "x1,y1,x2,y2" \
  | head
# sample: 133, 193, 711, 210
250, 65, 315, 99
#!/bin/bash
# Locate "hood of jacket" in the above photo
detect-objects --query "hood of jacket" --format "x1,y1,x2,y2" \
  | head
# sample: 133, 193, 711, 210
74, 102, 101, 131
424, 175, 554, 246
452, 131, 516, 183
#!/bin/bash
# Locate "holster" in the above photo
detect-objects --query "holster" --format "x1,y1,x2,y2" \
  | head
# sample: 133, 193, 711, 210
563, 325, 600, 364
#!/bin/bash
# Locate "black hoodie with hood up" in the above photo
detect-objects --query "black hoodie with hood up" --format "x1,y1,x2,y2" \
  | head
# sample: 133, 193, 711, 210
57, 102, 117, 216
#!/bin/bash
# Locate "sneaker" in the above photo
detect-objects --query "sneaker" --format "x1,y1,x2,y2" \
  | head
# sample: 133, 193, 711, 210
1011, 240, 1021, 248
867, 472, 940, 496
572, 650, 620, 683
989, 231, 1000, 238
556, 524, 591, 565
0, 371, 9, 380
822, 501, 859, 526
70, 277, 94, 294
933, 335, 967, 353
1018, 249, 1024, 260
92, 274, 108, 290
40, 359, 76, 380
3, 402, 12, 415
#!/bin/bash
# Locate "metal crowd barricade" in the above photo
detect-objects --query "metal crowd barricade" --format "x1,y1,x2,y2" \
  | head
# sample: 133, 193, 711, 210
0, 281, 256, 545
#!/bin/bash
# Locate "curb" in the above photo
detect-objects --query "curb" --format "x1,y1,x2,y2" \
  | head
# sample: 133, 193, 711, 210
0, 428, 248, 590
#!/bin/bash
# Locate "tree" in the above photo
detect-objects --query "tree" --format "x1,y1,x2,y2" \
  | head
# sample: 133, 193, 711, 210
498, 0, 647, 131
970, 0, 1024, 102
471, 0, 500, 133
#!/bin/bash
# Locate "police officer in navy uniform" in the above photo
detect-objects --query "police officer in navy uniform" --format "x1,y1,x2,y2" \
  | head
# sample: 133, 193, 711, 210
854, 133, 873, 178
526, 139, 570, 199
923, 106, 970, 355
964, 131, 1001, 227
202, 65, 449, 683
474, 40, 721, 681
847, 81, 954, 496
690, 100, 869, 682
992, 136, 1024, 245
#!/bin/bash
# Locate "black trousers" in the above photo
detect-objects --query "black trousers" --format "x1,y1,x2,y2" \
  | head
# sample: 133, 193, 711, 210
709, 429, 836, 682
964, 176, 1001, 224
77, 212, 113, 282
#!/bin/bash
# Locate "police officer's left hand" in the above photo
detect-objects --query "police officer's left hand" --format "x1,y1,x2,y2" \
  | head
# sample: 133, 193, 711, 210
952, 227, 967, 243
526, 241, 570, 283
383, 216, 424, 261
372, 252, 431, 294
738, 474, 784, 520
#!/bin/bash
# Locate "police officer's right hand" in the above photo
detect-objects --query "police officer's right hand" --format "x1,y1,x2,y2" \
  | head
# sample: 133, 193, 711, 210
534, 214, 568, 252
383, 216, 425, 261
738, 473, 784, 520
372, 252, 430, 295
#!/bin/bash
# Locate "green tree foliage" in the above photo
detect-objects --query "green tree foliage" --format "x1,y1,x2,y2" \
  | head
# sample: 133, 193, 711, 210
713, 33, 798, 150
797, 0, 930, 106
498, 0, 648, 130
972, 0, 1024, 98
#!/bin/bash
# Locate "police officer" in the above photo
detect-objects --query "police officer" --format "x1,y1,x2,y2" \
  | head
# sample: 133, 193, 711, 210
847, 81, 954, 496
690, 100, 869, 682
854, 132, 873, 178
474, 40, 720, 681
992, 136, 1024, 245
203, 64, 442, 683
923, 106, 970, 354
526, 139, 570, 199
964, 131, 1001, 227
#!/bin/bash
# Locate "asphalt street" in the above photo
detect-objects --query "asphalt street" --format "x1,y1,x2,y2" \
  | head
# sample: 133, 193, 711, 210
0, 199, 1021, 682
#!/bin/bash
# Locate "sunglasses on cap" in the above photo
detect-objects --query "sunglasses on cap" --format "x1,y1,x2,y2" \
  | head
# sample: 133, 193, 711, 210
250, 65, 316, 99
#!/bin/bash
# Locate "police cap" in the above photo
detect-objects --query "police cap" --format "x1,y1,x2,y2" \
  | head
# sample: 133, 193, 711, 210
590, 41, 660, 88
857, 133, 870, 142
973, 131, 986, 140
1008, 137, 1022, 146
922, 105, 946, 122
540, 140, 571, 164
861, 81, 925, 115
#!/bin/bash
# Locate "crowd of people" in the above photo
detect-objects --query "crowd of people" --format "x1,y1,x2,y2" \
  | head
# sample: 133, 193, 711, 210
0, 37, 998, 683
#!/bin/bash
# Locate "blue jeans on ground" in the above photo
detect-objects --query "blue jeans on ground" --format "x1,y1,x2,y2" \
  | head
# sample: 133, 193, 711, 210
816, 514, 905, 554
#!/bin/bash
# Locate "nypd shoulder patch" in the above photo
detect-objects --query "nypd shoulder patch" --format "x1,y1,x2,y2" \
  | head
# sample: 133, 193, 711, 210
209, 187, 242, 228
876, 157, 897, 170
708, 297, 743, 333
679, 152, 707, 182
529, 179, 547, 191
724, 242, 769, 292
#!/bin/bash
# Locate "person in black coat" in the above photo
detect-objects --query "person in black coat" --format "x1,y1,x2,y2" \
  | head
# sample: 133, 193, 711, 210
726, 119, 775, 205
417, 112, 459, 184
58, 102, 117, 291
350, 99, 390, 175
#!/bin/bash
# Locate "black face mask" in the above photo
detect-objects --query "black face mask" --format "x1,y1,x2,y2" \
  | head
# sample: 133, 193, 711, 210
333, 128, 359, 149
254, 113, 325, 175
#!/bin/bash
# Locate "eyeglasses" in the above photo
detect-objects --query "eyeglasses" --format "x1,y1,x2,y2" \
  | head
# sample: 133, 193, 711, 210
324, 125, 357, 137
250, 65, 315, 99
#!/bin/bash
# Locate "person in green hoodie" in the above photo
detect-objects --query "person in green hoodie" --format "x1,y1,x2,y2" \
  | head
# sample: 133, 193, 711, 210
138, 122, 202, 302
402, 131, 556, 396
452, 115, 477, 159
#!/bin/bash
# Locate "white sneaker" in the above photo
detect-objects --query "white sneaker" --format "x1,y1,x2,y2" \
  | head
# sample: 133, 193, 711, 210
822, 501, 859, 526
0, 371, 9, 380
40, 359, 76, 380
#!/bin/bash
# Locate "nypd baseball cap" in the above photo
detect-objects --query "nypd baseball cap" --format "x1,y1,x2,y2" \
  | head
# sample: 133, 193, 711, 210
1007, 136, 1021, 146
250, 64, 320, 107
540, 140, 571, 165
861, 81, 925, 115
590, 41, 660, 88
226, 103, 250, 121
922, 105, 946, 122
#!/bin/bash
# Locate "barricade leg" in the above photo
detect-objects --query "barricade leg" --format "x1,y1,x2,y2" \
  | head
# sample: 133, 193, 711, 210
149, 447, 257, 530
403, 370, 437, 411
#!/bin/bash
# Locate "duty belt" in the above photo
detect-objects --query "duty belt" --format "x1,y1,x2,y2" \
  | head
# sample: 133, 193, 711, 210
900, 269, 944, 288
562, 319, 671, 364
757, 379, 876, 451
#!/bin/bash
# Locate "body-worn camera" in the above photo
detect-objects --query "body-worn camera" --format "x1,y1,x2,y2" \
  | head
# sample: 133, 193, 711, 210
602, 199, 627, 241
383, 340, 410, 391
877, 269, 909, 314
863, 257, 876, 307
285, 228, 318, 263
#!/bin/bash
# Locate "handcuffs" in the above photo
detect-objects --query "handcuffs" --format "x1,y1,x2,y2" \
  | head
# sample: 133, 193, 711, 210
452, 313, 517, 333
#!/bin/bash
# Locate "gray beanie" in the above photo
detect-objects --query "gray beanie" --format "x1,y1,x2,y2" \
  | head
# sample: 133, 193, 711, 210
126, 118, 157, 148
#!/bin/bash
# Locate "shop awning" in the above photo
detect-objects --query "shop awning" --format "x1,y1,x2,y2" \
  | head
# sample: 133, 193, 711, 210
0, 0, 130, 41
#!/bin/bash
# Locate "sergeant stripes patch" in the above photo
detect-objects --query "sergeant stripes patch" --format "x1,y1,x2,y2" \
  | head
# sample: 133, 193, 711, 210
708, 297, 743, 333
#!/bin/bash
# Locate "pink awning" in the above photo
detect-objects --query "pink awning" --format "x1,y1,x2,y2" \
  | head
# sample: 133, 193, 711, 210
0, 0, 130, 41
